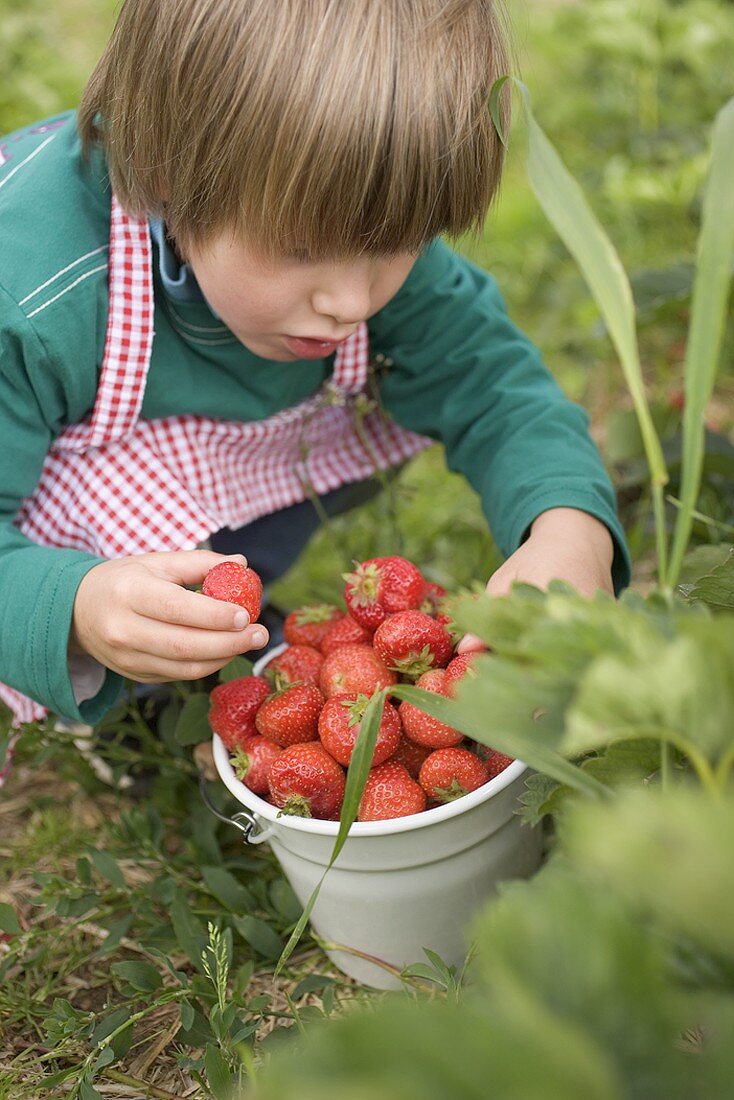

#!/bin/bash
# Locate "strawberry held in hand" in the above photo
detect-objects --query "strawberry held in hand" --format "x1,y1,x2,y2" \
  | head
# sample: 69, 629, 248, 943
343, 555, 426, 631
255, 682, 324, 747
268, 742, 346, 819
208, 675, 270, 751
318, 693, 401, 767
373, 610, 453, 678
203, 561, 262, 622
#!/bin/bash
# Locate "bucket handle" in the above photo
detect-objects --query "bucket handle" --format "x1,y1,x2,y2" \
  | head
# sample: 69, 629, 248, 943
198, 774, 275, 845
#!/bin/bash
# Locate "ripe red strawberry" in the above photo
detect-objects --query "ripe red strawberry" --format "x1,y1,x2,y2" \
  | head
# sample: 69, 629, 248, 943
208, 676, 271, 751
373, 610, 453, 678
202, 561, 262, 621
321, 615, 374, 655
418, 747, 489, 802
358, 761, 426, 821
319, 644, 397, 698
419, 581, 452, 625
343, 556, 426, 631
255, 683, 324, 747
484, 749, 515, 779
318, 693, 401, 767
284, 604, 344, 650
443, 653, 478, 697
266, 644, 323, 688
390, 735, 433, 779
399, 669, 463, 748
268, 743, 345, 819
231, 735, 282, 795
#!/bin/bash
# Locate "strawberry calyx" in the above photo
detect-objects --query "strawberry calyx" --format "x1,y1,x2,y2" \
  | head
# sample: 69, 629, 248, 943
431, 777, 469, 803
264, 669, 304, 693
340, 693, 370, 727
294, 603, 339, 625
279, 795, 313, 818
342, 561, 381, 605
388, 645, 438, 679
231, 747, 252, 781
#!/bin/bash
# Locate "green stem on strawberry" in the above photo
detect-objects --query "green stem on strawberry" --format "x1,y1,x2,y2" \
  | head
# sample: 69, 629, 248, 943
280, 795, 313, 818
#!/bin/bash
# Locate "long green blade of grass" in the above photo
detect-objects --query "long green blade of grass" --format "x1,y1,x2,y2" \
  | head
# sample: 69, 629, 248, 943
516, 80, 669, 584
274, 689, 385, 976
667, 96, 734, 587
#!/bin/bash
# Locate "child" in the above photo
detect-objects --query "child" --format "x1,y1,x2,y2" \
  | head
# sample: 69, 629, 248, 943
0, 0, 629, 742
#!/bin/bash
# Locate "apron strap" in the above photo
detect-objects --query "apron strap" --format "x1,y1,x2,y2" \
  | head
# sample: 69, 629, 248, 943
87, 195, 155, 447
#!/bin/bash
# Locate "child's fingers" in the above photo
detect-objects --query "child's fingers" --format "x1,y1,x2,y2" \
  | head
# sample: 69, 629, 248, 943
131, 577, 255, 631
144, 549, 248, 586
455, 633, 487, 655
124, 616, 268, 666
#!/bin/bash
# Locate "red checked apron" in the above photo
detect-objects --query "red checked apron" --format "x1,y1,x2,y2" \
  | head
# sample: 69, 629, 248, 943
0, 194, 431, 779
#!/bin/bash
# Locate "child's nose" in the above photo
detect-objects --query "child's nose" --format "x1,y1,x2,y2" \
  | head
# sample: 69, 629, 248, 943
311, 265, 373, 326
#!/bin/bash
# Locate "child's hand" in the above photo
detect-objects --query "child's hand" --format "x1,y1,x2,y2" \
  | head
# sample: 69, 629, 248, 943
457, 508, 615, 655
70, 551, 269, 682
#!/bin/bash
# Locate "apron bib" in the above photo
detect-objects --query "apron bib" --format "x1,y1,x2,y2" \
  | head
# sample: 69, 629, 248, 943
0, 194, 431, 765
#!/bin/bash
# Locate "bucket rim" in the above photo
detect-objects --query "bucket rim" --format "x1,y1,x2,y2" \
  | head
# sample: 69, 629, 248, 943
212, 743, 527, 839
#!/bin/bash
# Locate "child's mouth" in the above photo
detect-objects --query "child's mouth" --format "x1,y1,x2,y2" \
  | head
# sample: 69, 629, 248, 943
283, 335, 344, 359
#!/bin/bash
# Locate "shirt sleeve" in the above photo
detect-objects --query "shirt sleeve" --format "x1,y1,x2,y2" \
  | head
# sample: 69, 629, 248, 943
0, 284, 123, 722
368, 239, 631, 593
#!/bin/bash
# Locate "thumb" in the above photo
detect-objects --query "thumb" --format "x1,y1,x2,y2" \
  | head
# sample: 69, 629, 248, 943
455, 632, 487, 655
146, 550, 249, 586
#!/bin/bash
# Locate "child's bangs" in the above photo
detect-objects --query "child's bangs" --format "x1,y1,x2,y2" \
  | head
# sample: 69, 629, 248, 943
80, 0, 510, 256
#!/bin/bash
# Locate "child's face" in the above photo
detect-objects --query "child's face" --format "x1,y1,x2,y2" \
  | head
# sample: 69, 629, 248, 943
186, 232, 419, 361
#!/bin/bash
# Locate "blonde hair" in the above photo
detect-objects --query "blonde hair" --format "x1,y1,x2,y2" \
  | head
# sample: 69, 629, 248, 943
79, 0, 512, 257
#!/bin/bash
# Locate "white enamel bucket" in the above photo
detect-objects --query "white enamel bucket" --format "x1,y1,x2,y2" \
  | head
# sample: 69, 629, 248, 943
211, 645, 543, 989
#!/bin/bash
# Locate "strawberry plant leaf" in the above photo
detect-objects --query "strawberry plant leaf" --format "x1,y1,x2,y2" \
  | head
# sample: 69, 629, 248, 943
471, 867, 690, 1088
0, 902, 20, 934
91, 1045, 115, 1073
562, 789, 734, 962
79, 1081, 105, 1100
175, 692, 211, 745
274, 690, 385, 976
234, 915, 283, 958
683, 548, 734, 612
201, 866, 254, 911
87, 848, 125, 888
564, 618, 734, 765
92, 913, 135, 958
580, 739, 662, 788
516, 774, 563, 826
218, 655, 254, 682
205, 1042, 234, 1100
90, 1007, 131, 1047
180, 1001, 195, 1032
170, 888, 208, 971
111, 960, 162, 992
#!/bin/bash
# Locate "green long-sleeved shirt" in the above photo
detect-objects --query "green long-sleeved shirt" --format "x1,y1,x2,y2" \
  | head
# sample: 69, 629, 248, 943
0, 112, 630, 723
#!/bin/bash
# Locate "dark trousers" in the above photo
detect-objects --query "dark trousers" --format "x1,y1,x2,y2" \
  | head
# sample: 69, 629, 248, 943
208, 478, 383, 589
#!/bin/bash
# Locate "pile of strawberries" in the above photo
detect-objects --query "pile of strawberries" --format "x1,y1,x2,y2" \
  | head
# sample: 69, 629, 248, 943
203, 557, 513, 822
